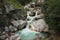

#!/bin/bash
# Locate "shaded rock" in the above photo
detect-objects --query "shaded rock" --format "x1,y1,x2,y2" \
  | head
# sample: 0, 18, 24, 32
10, 9, 27, 20
11, 20, 26, 30
4, 4, 14, 13
9, 25, 14, 32
5, 26, 9, 32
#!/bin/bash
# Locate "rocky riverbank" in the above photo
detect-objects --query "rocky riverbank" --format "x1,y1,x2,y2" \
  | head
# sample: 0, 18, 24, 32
14, 1, 49, 40
0, 0, 50, 40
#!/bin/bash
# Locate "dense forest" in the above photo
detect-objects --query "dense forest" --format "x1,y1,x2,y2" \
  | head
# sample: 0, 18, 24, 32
43, 0, 60, 35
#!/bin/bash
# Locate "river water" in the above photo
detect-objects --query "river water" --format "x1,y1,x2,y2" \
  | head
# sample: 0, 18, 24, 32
15, 11, 43, 40
14, 1, 49, 40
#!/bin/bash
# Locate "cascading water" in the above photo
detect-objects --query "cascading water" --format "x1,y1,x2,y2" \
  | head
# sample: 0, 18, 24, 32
14, 1, 49, 40
15, 10, 42, 40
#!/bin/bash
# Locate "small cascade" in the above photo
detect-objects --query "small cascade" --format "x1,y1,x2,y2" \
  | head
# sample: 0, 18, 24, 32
15, 9, 41, 40
35, 11, 38, 16
15, 0, 49, 40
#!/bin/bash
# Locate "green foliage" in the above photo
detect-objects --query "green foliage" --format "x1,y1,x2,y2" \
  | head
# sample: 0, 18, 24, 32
0, 15, 9, 26
17, 0, 32, 5
8, 0, 27, 14
43, 0, 60, 34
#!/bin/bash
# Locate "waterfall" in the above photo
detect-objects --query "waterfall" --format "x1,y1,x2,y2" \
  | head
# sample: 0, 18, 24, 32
15, 1, 47, 40
26, 10, 38, 28
35, 11, 38, 16
15, 10, 41, 40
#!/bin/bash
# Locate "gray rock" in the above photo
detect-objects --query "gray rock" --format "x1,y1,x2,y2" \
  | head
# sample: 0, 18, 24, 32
5, 26, 9, 32
30, 19, 48, 32
11, 20, 26, 29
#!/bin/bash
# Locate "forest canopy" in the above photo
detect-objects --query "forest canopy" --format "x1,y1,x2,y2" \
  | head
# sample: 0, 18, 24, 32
43, 0, 60, 35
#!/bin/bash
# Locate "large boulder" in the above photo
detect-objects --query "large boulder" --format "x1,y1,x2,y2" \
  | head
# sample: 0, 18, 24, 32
30, 19, 48, 32
11, 20, 27, 30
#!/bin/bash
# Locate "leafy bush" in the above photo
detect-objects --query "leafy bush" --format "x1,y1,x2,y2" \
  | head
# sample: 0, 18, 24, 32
43, 0, 60, 35
17, 0, 32, 5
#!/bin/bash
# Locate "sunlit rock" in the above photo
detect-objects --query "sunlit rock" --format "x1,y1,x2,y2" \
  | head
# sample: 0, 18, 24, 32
13, 27, 17, 32
28, 8, 34, 12
24, 4, 30, 9
4, 4, 14, 13
30, 19, 48, 32
11, 20, 19, 27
